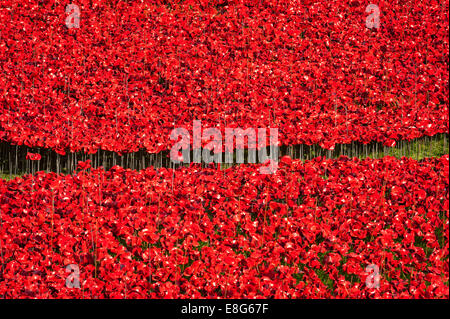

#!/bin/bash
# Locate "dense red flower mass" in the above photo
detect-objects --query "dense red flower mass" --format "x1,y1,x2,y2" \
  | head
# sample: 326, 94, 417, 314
0, 0, 448, 300
0, 0, 448, 153
26, 152, 41, 161
0, 156, 448, 298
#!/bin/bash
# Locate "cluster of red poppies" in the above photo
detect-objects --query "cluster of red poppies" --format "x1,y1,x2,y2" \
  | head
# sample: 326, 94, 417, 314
0, 0, 448, 300
0, 155, 447, 298
0, 0, 448, 154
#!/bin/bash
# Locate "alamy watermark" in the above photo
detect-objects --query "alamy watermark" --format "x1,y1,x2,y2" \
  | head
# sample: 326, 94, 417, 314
65, 4, 80, 29
365, 4, 380, 29
65, 264, 80, 288
169, 120, 279, 174
365, 264, 381, 289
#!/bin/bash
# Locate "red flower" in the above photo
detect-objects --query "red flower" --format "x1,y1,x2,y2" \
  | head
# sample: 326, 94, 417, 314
26, 152, 41, 161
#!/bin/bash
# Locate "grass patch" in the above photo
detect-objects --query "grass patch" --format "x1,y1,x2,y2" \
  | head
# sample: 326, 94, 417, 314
315, 269, 334, 292
0, 173, 21, 181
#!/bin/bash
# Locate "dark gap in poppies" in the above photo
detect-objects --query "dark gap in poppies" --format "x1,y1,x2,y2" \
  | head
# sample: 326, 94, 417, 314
0, 133, 448, 178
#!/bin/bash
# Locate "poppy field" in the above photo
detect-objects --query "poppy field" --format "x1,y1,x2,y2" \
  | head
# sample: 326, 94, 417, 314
0, 0, 449, 300
0, 0, 448, 154
0, 156, 448, 298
